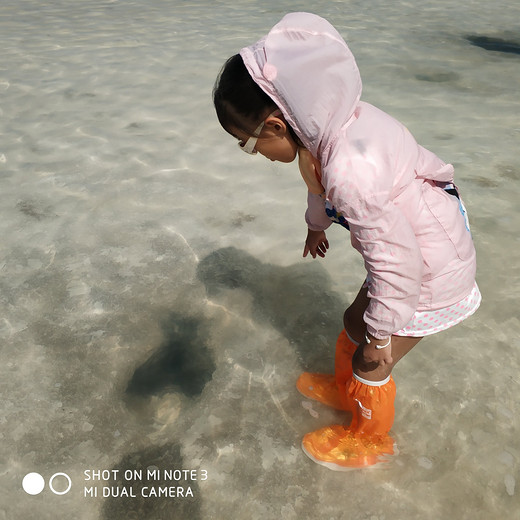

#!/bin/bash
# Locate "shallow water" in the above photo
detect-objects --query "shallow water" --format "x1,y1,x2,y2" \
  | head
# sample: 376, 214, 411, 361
1, 0, 519, 519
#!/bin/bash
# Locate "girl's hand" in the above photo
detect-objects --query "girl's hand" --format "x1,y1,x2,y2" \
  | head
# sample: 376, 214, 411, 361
361, 336, 393, 367
303, 229, 329, 258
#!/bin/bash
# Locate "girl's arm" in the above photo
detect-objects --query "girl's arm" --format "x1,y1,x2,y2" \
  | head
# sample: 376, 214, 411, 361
303, 191, 332, 259
339, 190, 423, 339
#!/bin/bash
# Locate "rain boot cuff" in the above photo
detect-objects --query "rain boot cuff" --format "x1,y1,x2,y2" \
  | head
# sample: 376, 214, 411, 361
353, 373, 391, 387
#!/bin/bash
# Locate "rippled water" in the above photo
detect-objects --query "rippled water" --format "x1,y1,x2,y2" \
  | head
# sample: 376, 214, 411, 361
1, 1, 519, 518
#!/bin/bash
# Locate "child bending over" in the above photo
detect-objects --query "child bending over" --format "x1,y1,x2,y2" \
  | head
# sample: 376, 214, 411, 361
213, 12, 480, 470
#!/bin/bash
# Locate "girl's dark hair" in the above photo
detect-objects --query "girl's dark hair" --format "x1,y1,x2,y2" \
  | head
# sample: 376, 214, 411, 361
213, 54, 277, 135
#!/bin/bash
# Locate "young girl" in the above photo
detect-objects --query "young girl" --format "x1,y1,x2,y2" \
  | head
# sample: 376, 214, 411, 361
213, 12, 480, 470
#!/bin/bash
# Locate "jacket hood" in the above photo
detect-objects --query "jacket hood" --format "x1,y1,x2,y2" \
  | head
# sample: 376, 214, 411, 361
240, 12, 362, 160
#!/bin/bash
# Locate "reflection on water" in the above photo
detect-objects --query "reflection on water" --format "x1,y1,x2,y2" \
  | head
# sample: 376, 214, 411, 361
126, 314, 216, 399
466, 34, 520, 55
197, 247, 345, 371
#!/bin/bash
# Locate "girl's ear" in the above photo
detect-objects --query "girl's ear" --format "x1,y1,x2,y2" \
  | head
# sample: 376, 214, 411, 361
264, 114, 288, 134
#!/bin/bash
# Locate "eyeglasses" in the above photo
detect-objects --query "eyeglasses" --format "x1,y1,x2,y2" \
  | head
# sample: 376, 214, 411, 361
237, 110, 281, 155
238, 119, 265, 155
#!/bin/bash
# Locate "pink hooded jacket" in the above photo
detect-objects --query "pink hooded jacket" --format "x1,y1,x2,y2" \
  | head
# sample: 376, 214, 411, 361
240, 12, 477, 339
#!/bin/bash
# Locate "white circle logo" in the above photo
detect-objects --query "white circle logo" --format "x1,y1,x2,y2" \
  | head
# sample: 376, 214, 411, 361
49, 473, 72, 495
22, 472, 72, 495
22, 473, 45, 495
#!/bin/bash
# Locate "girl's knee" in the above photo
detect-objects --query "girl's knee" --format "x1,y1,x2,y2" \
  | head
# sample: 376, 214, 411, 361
343, 306, 365, 344
343, 285, 370, 342
342, 306, 354, 329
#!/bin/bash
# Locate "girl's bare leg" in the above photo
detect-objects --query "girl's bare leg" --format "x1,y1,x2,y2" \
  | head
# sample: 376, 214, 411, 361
343, 284, 422, 382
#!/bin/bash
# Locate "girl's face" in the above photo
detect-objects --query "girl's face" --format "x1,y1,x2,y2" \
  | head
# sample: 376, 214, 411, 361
232, 113, 299, 163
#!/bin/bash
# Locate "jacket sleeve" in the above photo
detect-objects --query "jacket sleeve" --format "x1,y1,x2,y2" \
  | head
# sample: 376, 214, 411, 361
332, 181, 423, 339
305, 192, 332, 231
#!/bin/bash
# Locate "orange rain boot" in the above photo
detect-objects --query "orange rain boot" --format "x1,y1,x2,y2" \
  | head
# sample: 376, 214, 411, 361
301, 374, 397, 470
296, 330, 358, 410
334, 329, 359, 409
